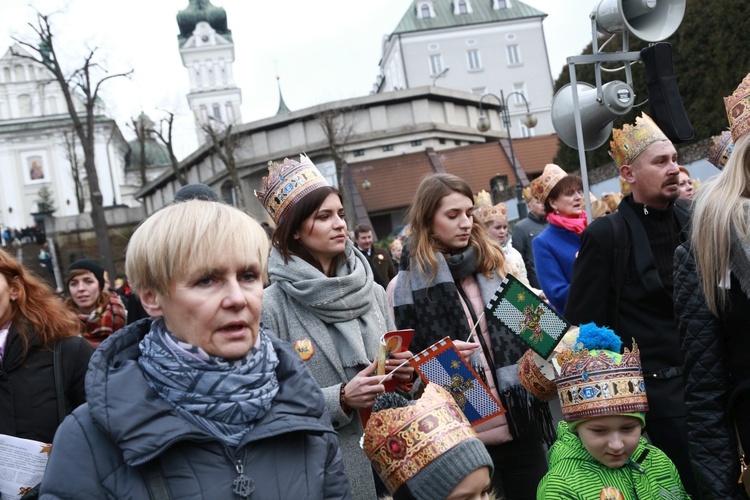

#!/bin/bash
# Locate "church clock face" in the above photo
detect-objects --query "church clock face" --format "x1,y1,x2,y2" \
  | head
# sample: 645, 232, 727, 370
202, 35, 209, 42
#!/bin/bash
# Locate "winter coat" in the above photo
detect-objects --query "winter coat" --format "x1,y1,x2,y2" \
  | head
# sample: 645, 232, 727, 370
39, 319, 351, 500
0, 327, 92, 444
532, 223, 580, 312
564, 198, 688, 420
674, 243, 750, 499
262, 246, 394, 500
537, 421, 689, 499
511, 212, 547, 289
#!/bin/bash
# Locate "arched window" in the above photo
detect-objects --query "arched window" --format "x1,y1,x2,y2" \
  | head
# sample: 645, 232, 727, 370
420, 4, 431, 18
14, 65, 25, 82
3, 67, 10, 83
18, 94, 32, 117
458, 0, 468, 14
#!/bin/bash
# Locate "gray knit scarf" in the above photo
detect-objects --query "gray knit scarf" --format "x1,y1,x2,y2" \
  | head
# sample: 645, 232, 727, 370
392, 245, 554, 444
267, 238, 382, 367
138, 319, 279, 448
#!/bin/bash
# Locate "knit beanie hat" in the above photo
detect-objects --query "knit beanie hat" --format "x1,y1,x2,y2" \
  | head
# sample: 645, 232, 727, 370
363, 384, 494, 500
174, 183, 220, 202
67, 258, 105, 291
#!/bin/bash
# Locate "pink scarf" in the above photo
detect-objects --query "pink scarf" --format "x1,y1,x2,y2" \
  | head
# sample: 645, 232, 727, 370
546, 211, 588, 235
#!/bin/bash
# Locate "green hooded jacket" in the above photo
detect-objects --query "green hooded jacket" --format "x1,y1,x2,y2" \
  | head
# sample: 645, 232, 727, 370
537, 421, 689, 499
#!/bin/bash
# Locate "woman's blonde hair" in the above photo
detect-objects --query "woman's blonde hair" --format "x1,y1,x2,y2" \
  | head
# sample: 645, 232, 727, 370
406, 174, 505, 281
126, 200, 269, 296
691, 133, 750, 315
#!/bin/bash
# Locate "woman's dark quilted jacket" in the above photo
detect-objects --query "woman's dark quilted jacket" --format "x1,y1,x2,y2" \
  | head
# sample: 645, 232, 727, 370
674, 244, 750, 499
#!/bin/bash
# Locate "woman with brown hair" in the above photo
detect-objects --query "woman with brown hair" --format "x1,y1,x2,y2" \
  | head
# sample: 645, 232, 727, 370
65, 258, 126, 348
259, 155, 412, 500
389, 173, 553, 500
0, 248, 93, 445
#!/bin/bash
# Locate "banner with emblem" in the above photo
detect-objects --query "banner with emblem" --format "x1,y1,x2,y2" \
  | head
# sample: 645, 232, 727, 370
485, 274, 571, 359
409, 337, 505, 426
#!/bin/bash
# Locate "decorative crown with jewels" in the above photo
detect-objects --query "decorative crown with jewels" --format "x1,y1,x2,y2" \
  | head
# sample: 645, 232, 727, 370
254, 154, 329, 224
609, 113, 669, 167
555, 337, 648, 423
529, 163, 567, 204
725, 73, 750, 143
708, 130, 734, 169
474, 202, 508, 224
363, 384, 479, 494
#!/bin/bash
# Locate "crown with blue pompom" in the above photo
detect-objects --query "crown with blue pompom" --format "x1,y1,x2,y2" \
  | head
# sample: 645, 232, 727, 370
554, 323, 648, 423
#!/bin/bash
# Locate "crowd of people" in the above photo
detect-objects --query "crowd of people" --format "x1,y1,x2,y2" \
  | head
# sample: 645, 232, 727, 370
1, 73, 749, 500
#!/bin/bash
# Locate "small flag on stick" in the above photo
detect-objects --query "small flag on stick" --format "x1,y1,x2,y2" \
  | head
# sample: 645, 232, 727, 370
409, 337, 504, 427
485, 274, 571, 359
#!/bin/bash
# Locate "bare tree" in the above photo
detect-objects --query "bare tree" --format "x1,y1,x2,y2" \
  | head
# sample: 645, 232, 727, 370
202, 122, 245, 208
315, 107, 356, 222
153, 111, 188, 186
11, 12, 132, 275
62, 129, 85, 213
127, 116, 148, 187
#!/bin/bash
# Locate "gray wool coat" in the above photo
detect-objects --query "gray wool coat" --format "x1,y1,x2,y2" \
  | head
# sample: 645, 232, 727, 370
262, 244, 396, 500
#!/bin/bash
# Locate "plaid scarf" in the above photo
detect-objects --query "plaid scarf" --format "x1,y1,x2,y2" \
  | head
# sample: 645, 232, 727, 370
392, 245, 555, 444
138, 319, 280, 448
77, 293, 127, 347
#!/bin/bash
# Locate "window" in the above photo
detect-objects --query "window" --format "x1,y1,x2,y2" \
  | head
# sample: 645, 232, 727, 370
506, 44, 521, 65
429, 54, 444, 75
512, 82, 527, 105
353, 149, 365, 157
18, 94, 32, 117
194, 66, 202, 88
200, 105, 208, 122
212, 104, 221, 120
467, 49, 482, 71
383, 145, 394, 152
472, 86, 487, 95
225, 103, 235, 123
454, 140, 462, 146
439, 138, 446, 145
493, 0, 509, 9
410, 140, 422, 147
420, 3, 431, 18
14, 65, 24, 82
207, 65, 216, 86
458, 0, 468, 14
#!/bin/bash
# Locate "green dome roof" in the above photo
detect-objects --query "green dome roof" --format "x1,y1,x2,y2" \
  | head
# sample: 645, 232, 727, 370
177, 0, 232, 45
125, 139, 171, 169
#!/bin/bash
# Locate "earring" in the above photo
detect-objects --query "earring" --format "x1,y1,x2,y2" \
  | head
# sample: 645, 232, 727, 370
10, 297, 16, 302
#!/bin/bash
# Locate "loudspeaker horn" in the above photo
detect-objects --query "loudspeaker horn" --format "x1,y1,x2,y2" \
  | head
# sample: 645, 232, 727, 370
552, 80, 635, 151
594, 0, 686, 42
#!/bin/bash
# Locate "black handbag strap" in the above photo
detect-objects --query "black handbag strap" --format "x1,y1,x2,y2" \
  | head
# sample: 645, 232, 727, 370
53, 341, 66, 425
141, 458, 173, 500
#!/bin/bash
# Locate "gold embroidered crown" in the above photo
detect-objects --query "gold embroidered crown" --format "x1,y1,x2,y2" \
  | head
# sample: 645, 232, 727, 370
254, 154, 329, 224
473, 189, 492, 207
725, 73, 750, 143
708, 131, 734, 169
363, 384, 480, 494
609, 113, 669, 167
555, 339, 648, 422
529, 164, 567, 204
474, 203, 508, 224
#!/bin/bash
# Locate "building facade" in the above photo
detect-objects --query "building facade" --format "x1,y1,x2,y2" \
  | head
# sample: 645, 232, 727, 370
177, 0, 242, 146
375, 0, 556, 136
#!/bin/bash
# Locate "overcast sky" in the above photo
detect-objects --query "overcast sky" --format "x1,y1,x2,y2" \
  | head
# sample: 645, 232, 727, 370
1, 0, 596, 159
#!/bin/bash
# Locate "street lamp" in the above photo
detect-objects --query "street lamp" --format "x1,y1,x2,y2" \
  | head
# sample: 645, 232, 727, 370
476, 90, 537, 219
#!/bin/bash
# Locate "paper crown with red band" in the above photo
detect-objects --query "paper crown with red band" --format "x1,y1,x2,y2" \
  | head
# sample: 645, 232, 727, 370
708, 130, 735, 169
363, 384, 485, 495
474, 203, 508, 224
554, 327, 649, 422
255, 154, 329, 224
725, 73, 750, 143
609, 113, 669, 167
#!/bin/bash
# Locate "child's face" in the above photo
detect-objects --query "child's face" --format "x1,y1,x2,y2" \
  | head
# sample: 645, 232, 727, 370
576, 415, 642, 468
446, 467, 491, 500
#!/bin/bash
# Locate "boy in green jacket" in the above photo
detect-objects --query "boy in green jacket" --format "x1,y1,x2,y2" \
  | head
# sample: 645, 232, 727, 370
535, 323, 690, 499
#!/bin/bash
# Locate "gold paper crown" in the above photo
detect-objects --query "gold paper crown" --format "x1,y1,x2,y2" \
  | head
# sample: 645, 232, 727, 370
473, 189, 492, 207
708, 130, 734, 169
474, 203, 507, 224
363, 384, 479, 494
254, 154, 329, 224
601, 192, 622, 213
522, 186, 532, 203
555, 341, 648, 422
725, 73, 750, 143
529, 164, 567, 204
609, 113, 669, 167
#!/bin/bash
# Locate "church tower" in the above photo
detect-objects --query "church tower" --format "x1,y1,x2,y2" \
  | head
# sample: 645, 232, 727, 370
176, 0, 242, 145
